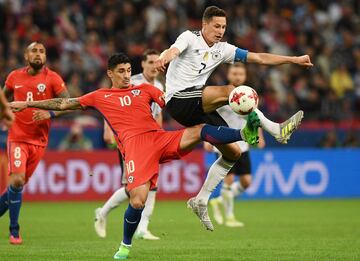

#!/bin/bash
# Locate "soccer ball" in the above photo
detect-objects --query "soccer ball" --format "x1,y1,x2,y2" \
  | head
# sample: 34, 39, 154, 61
228, 85, 259, 115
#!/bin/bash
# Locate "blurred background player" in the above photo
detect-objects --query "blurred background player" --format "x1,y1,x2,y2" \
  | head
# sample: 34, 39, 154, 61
0, 42, 69, 244
94, 49, 164, 240
10, 52, 260, 259
0, 88, 14, 128
206, 63, 265, 227
155, 5, 309, 230
58, 122, 93, 151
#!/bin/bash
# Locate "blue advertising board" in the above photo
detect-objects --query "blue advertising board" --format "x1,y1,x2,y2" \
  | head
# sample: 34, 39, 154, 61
209, 149, 360, 199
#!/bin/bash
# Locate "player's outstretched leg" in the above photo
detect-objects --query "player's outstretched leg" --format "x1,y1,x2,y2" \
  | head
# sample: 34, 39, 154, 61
254, 109, 304, 144
276, 110, 304, 144
187, 197, 214, 231
182, 119, 261, 231
95, 187, 129, 238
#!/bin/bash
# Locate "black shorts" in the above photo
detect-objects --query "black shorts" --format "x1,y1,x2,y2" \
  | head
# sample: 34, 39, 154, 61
166, 87, 228, 127
229, 151, 251, 176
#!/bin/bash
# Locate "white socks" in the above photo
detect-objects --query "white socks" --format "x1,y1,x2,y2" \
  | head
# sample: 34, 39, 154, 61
137, 190, 157, 232
231, 181, 245, 197
195, 156, 235, 204
221, 181, 245, 218
100, 187, 129, 217
254, 108, 280, 137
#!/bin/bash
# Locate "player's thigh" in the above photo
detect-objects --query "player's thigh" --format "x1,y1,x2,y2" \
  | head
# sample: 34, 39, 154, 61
202, 85, 235, 113
7, 142, 28, 176
25, 145, 46, 183
214, 143, 241, 161
124, 136, 160, 192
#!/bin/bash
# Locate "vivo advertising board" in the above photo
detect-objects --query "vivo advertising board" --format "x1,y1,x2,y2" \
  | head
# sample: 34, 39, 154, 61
236, 149, 360, 199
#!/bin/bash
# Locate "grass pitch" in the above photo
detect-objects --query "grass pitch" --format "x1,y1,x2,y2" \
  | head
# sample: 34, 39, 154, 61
0, 199, 359, 260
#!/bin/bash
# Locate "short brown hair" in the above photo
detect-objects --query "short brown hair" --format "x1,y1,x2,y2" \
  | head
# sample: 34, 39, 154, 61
202, 6, 226, 22
141, 49, 160, 61
230, 63, 246, 69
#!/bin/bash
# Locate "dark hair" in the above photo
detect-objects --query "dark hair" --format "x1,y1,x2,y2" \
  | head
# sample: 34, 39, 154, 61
230, 63, 246, 69
141, 49, 160, 61
107, 53, 131, 70
202, 6, 226, 22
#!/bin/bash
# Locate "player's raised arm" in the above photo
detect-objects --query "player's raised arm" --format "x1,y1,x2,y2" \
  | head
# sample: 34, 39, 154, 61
155, 30, 193, 71
155, 47, 180, 71
246, 52, 313, 67
10, 97, 82, 112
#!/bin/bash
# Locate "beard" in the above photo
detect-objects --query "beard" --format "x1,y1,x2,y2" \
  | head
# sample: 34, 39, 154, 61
29, 61, 44, 70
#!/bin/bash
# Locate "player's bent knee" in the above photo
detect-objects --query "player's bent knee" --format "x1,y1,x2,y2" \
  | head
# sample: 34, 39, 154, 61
9, 173, 25, 188
241, 175, 252, 189
130, 197, 146, 209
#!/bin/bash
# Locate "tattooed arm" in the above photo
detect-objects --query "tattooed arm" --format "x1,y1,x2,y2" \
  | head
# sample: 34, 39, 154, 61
10, 98, 83, 112
32, 90, 75, 121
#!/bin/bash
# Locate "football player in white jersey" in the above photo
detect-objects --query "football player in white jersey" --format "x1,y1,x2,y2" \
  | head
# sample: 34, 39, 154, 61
155, 6, 312, 230
94, 50, 163, 240
207, 63, 265, 227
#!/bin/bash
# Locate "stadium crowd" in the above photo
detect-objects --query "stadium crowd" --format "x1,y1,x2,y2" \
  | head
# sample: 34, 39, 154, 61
0, 0, 359, 123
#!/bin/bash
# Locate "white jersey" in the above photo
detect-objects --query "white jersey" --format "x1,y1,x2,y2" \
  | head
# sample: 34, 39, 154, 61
217, 105, 249, 152
131, 73, 164, 118
165, 30, 247, 102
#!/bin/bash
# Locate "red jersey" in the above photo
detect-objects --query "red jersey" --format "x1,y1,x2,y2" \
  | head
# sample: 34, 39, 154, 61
78, 83, 165, 146
5, 66, 66, 146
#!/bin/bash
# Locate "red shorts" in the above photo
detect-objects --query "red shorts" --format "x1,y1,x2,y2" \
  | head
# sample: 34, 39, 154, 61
123, 130, 189, 191
7, 141, 46, 183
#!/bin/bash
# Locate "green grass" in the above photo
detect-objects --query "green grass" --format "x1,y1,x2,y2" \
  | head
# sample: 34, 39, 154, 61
1, 199, 360, 260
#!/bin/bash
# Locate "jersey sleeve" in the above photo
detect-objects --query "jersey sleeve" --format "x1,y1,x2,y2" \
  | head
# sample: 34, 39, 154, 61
78, 91, 97, 108
223, 43, 248, 64
170, 30, 193, 54
4, 71, 16, 91
147, 84, 165, 108
50, 72, 67, 96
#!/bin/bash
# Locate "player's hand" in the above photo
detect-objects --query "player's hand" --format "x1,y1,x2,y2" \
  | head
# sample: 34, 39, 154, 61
33, 110, 51, 121
294, 55, 313, 68
9, 101, 27, 112
0, 106, 15, 129
155, 57, 168, 72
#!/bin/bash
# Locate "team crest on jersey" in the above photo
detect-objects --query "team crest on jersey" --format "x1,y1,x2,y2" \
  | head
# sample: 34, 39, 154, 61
128, 175, 134, 183
37, 83, 46, 93
211, 50, 222, 60
14, 160, 21, 168
131, 90, 141, 96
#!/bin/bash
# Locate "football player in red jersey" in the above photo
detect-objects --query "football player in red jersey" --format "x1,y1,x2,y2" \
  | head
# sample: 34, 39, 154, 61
10, 53, 260, 259
0, 88, 14, 128
0, 42, 70, 244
